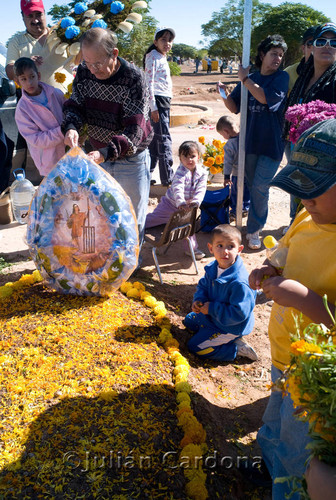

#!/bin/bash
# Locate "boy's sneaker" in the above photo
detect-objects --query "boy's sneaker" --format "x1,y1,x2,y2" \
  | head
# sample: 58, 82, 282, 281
185, 249, 205, 260
246, 231, 261, 250
235, 338, 258, 361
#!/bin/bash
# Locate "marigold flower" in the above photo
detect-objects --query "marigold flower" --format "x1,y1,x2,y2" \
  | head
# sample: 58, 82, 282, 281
132, 281, 145, 291
0, 286, 13, 299
185, 478, 208, 500
175, 381, 192, 393
120, 281, 133, 293
207, 157, 215, 166
176, 392, 191, 404
54, 72, 66, 84
144, 296, 157, 308
198, 136, 205, 144
215, 155, 223, 164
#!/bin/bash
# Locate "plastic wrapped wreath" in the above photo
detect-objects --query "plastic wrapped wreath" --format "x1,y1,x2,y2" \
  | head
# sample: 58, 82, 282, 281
27, 147, 139, 297
48, 0, 148, 57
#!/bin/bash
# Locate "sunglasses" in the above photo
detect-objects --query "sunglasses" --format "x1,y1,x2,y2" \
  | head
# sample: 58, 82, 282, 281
313, 37, 336, 48
305, 40, 313, 47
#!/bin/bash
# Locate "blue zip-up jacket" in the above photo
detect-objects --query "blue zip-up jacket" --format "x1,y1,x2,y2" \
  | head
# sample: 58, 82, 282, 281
193, 256, 256, 336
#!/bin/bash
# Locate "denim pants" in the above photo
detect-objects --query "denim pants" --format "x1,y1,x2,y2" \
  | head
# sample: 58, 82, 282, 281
149, 106, 173, 185
230, 175, 250, 215
257, 365, 311, 500
245, 154, 281, 234
184, 312, 239, 361
101, 149, 150, 248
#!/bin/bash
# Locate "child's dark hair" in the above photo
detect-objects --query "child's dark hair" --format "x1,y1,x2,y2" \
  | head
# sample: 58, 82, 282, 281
210, 224, 242, 245
143, 29, 175, 68
178, 141, 201, 157
13, 57, 39, 78
255, 34, 287, 69
216, 115, 238, 134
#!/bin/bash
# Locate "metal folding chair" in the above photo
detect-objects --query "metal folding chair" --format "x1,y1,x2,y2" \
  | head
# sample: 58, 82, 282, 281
144, 203, 199, 284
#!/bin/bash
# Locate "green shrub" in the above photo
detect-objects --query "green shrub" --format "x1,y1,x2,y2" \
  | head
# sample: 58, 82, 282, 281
169, 61, 181, 76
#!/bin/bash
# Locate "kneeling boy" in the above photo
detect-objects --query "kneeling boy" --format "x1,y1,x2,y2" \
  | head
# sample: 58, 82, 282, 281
184, 224, 257, 361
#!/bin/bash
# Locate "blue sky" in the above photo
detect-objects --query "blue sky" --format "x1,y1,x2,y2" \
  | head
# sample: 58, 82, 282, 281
1, 0, 335, 48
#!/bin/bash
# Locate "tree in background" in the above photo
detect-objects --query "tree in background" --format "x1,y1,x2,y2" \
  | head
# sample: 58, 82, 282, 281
201, 0, 271, 59
251, 3, 330, 66
172, 44, 198, 60
201, 0, 330, 66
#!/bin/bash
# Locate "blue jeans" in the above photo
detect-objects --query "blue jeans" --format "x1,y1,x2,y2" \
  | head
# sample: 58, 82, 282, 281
101, 149, 150, 247
149, 106, 173, 185
184, 312, 239, 361
257, 365, 311, 500
245, 154, 281, 234
230, 175, 250, 215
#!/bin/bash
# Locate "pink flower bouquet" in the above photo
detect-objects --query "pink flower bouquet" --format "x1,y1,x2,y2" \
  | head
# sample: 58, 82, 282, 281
285, 100, 336, 144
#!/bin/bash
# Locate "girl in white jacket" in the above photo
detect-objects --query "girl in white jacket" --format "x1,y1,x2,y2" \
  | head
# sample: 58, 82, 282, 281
144, 27, 175, 186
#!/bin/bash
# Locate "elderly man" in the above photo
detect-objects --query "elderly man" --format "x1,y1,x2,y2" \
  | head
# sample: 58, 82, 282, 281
63, 28, 153, 249
6, 0, 73, 90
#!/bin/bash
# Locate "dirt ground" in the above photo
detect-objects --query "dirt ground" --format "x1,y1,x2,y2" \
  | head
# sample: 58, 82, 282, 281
0, 63, 293, 498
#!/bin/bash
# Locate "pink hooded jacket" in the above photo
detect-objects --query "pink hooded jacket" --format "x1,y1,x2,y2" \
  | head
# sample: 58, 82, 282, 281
15, 82, 65, 175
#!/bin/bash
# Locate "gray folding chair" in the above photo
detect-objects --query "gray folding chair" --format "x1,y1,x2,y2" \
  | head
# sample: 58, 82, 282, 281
144, 203, 199, 284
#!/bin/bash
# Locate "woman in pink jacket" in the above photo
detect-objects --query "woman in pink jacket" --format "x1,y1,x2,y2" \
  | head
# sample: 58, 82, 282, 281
14, 57, 65, 176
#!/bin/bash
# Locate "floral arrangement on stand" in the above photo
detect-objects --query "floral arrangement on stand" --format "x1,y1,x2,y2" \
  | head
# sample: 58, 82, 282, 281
48, 0, 148, 58
275, 297, 336, 498
198, 136, 225, 178
285, 100, 336, 144
0, 274, 208, 500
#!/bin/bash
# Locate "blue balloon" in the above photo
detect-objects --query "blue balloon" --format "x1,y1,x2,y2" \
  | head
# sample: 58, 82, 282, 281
65, 25, 81, 39
110, 1, 125, 14
74, 2, 88, 14
92, 19, 108, 29
103, 0, 112, 3
61, 17, 76, 28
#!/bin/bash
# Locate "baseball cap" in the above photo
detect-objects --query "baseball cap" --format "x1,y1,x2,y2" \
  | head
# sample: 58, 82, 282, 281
21, 0, 44, 16
301, 26, 317, 44
154, 26, 175, 40
271, 119, 336, 199
313, 22, 336, 40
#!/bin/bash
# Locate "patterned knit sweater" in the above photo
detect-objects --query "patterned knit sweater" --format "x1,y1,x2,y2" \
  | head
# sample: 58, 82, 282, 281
62, 57, 153, 161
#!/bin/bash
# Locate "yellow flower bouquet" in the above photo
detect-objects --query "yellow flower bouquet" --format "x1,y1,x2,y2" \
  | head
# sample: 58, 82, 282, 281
198, 136, 225, 176
275, 297, 336, 498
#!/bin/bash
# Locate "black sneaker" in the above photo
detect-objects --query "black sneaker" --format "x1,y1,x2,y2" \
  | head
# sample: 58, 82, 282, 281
238, 458, 272, 488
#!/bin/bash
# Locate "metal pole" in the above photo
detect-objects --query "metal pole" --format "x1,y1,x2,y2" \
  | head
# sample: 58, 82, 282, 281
236, 0, 252, 229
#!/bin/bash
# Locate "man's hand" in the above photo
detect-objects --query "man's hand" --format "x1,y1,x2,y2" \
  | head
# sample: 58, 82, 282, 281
151, 110, 160, 123
64, 130, 79, 148
31, 55, 43, 66
87, 151, 104, 164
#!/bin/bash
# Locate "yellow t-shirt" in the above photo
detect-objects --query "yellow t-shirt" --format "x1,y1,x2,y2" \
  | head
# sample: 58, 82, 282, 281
6, 30, 74, 92
269, 208, 336, 370
284, 62, 300, 93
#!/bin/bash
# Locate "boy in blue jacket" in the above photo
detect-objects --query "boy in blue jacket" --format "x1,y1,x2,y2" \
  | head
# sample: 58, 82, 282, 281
184, 224, 257, 361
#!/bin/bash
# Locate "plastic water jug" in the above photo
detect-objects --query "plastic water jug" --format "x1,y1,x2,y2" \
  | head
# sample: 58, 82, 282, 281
10, 168, 35, 224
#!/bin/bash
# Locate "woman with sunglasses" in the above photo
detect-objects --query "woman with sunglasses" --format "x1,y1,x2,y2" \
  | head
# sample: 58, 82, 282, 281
285, 23, 336, 115
283, 22, 336, 225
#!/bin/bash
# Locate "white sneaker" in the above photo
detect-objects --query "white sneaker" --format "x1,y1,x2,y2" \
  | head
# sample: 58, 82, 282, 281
185, 249, 205, 260
246, 231, 261, 250
235, 338, 258, 361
